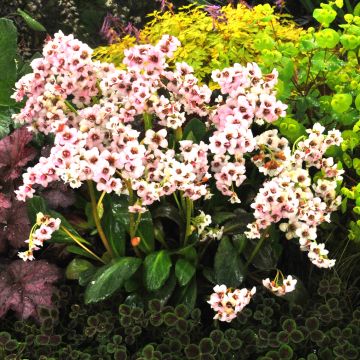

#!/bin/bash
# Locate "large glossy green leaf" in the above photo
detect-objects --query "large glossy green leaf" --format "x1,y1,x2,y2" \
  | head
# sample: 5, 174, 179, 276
243, 227, 282, 270
137, 210, 154, 254
223, 210, 253, 235
214, 237, 244, 288
173, 277, 197, 310
65, 258, 94, 280
175, 259, 196, 287
146, 271, 177, 306
27, 196, 47, 223
65, 245, 100, 261
102, 196, 127, 257
144, 250, 172, 291
152, 204, 183, 228
0, 19, 17, 107
84, 257, 142, 304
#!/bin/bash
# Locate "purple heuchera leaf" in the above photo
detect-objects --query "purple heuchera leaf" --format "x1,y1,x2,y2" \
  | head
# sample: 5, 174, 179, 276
42, 182, 75, 208
0, 193, 11, 209
0, 126, 37, 181
0, 260, 61, 319
0, 200, 31, 249
5, 200, 31, 248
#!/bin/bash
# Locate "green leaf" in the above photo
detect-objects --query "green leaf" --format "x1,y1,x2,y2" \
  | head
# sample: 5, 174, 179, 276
137, 210, 155, 254
65, 245, 101, 261
175, 246, 197, 265
175, 259, 196, 287
331, 93, 352, 113
146, 271, 177, 306
85, 257, 142, 304
315, 28, 340, 48
79, 267, 98, 286
27, 196, 47, 223
50, 209, 90, 245
274, 117, 307, 143
222, 210, 253, 235
102, 196, 127, 257
27, 196, 90, 245
173, 277, 197, 310
183, 118, 206, 143
355, 93, 360, 111
243, 228, 283, 270
212, 212, 236, 225
232, 234, 247, 255
214, 237, 244, 288
17, 9, 46, 32
0, 111, 12, 139
144, 250, 172, 291
0, 19, 17, 107
313, 5, 337, 27
153, 203, 184, 228
65, 258, 94, 280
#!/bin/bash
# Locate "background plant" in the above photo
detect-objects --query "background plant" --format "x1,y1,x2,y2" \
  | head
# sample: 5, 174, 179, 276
0, 274, 359, 359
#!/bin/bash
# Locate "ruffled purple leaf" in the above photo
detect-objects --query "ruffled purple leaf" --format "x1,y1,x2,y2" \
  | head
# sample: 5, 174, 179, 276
42, 182, 75, 209
0, 260, 61, 319
0, 126, 37, 181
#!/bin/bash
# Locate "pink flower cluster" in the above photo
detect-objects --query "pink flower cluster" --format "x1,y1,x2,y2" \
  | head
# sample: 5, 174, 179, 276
18, 212, 61, 261
262, 274, 297, 296
13, 32, 287, 209
207, 285, 256, 322
207, 63, 287, 203
246, 124, 343, 268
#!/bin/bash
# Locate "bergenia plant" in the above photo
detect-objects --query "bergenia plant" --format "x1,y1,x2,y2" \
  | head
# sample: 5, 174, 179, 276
11, 31, 343, 320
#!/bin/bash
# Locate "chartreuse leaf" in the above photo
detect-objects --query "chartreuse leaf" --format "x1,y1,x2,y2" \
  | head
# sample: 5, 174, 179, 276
85, 257, 142, 304
65, 258, 94, 280
274, 117, 306, 143
214, 237, 244, 288
313, 4, 337, 27
331, 93, 352, 113
355, 93, 360, 111
144, 250, 172, 291
175, 259, 196, 286
0, 19, 17, 107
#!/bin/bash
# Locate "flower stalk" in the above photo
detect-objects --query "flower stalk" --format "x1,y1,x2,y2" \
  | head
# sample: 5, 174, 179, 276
87, 180, 114, 257
61, 226, 105, 264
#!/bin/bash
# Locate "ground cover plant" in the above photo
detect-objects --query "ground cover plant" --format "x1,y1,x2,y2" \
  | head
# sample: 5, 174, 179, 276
0, 1, 359, 359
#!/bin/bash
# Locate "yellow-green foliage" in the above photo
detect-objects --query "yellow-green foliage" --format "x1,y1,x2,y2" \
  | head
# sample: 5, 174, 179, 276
93, 4, 304, 82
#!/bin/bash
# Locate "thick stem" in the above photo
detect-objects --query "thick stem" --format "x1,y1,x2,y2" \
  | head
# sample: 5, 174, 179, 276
87, 180, 114, 257
126, 179, 142, 257
143, 113, 153, 131
61, 226, 105, 264
175, 127, 183, 142
184, 197, 193, 245
245, 229, 270, 269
